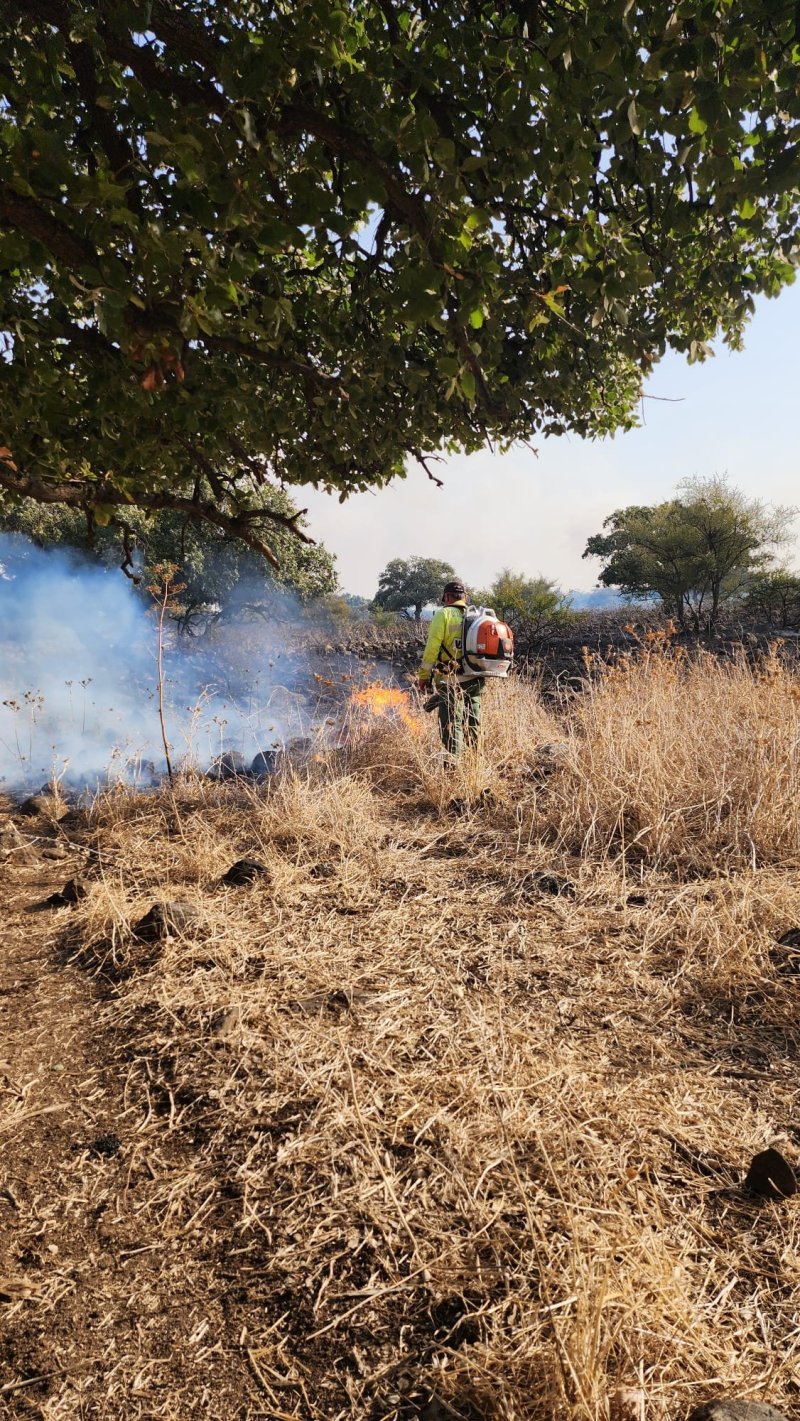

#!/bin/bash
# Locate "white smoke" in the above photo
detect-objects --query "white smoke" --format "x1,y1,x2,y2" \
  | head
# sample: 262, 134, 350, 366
0, 533, 320, 792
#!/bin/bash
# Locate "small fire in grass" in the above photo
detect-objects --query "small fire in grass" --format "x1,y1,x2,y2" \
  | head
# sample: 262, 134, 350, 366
350, 682, 421, 734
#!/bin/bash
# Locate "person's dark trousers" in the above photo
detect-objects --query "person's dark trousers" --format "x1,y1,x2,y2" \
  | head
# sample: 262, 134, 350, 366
438, 678, 485, 757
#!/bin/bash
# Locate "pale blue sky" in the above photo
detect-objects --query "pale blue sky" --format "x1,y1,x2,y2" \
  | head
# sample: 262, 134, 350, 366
302, 282, 800, 598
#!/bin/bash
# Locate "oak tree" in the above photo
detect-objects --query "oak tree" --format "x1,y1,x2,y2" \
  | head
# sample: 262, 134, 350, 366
1, 1, 798, 565
583, 478, 796, 631
373, 555, 456, 621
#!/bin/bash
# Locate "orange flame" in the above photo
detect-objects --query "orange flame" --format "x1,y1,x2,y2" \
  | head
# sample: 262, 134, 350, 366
350, 682, 421, 735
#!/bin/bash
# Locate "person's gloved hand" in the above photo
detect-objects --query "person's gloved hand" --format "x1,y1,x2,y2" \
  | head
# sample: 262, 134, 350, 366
416, 675, 430, 693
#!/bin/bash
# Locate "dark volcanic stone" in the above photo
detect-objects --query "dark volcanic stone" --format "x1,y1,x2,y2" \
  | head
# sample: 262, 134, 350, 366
250, 750, 280, 778
310, 861, 336, 879
769, 929, 800, 976
207, 750, 249, 781
44, 878, 87, 908
221, 858, 270, 887
89, 1132, 122, 1158
18, 794, 68, 821
536, 873, 576, 898
743, 1147, 797, 1200
688, 1402, 789, 1421
133, 901, 201, 942
0, 822, 26, 850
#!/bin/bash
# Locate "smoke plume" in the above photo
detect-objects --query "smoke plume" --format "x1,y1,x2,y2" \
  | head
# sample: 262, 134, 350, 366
0, 534, 315, 792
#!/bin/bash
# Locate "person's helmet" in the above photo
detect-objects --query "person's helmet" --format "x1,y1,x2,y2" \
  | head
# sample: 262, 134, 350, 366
442, 578, 467, 602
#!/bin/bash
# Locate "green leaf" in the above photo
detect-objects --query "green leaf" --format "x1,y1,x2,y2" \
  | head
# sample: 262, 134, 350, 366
688, 109, 708, 136
468, 308, 484, 329
460, 369, 476, 401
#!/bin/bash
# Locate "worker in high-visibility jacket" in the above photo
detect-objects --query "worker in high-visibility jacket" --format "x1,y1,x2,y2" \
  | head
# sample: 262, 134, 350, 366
417, 578, 485, 758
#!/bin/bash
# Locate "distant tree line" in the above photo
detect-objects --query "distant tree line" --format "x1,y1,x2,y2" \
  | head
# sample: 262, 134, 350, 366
366, 478, 798, 639
368, 555, 574, 638
3, 476, 797, 638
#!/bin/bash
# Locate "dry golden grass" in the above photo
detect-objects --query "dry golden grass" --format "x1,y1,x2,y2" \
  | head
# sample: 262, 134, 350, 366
543, 642, 800, 874
11, 645, 800, 1421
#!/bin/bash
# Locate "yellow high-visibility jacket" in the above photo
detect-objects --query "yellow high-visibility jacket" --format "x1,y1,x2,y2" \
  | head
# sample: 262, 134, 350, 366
418, 602, 467, 684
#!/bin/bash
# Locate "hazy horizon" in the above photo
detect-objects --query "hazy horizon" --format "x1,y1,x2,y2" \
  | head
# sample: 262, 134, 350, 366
301, 283, 800, 600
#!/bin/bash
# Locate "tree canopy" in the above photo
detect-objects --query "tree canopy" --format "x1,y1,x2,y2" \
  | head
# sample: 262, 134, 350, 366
1, 1, 798, 564
372, 555, 455, 621
583, 478, 796, 630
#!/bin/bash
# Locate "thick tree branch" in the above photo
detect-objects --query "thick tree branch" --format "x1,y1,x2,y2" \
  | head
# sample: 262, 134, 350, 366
0, 458, 286, 569
202, 337, 346, 394
66, 37, 138, 186
0, 185, 97, 269
179, 438, 315, 548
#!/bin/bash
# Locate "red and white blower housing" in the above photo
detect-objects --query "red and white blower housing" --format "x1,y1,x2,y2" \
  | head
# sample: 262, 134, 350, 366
462, 606, 514, 678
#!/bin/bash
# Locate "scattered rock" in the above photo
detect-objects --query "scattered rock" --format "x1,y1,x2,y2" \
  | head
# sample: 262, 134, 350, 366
250, 749, 280, 779
501, 870, 577, 904
41, 844, 68, 861
0, 1276, 40, 1303
0, 820, 38, 865
688, 1402, 790, 1421
17, 794, 68, 821
131, 759, 160, 787
207, 750, 248, 781
771, 944, 800, 976
772, 929, 800, 975
533, 741, 570, 774
427, 1294, 482, 1348
310, 861, 336, 879
325, 988, 353, 1012
536, 873, 576, 899
221, 858, 270, 887
626, 893, 648, 907
43, 878, 87, 908
665, 1133, 732, 1182
210, 1007, 241, 1041
743, 1147, 796, 1200
38, 779, 72, 799
0, 821, 27, 851
133, 901, 202, 942
88, 1132, 122, 1159
290, 987, 375, 1014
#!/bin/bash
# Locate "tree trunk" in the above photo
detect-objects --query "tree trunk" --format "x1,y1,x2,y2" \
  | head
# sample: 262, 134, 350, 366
709, 581, 721, 634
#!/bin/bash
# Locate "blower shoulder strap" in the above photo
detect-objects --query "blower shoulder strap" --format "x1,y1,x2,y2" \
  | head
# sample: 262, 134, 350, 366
436, 604, 467, 669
